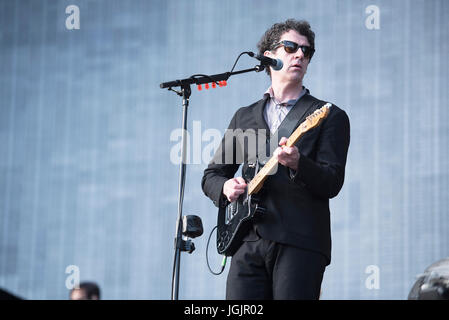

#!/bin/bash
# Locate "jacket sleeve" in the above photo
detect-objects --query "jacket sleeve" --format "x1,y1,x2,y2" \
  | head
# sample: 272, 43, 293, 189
201, 111, 241, 208
292, 107, 350, 199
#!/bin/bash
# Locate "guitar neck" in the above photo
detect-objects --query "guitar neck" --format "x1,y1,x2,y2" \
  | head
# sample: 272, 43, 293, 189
247, 122, 308, 195
247, 103, 331, 195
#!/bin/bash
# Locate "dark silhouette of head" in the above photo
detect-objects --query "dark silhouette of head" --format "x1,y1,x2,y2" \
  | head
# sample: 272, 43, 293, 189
70, 282, 101, 300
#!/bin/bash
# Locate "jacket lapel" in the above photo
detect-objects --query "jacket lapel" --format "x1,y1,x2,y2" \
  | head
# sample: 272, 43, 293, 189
252, 95, 270, 132
274, 92, 317, 143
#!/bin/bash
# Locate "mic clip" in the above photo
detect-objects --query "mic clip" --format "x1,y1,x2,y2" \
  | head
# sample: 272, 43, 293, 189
255, 65, 265, 72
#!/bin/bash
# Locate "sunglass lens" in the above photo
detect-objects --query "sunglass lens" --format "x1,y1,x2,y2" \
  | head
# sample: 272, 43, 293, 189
283, 41, 298, 54
301, 46, 314, 58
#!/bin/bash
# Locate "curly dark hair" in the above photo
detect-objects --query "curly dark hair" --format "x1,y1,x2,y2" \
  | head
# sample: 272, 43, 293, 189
257, 19, 315, 76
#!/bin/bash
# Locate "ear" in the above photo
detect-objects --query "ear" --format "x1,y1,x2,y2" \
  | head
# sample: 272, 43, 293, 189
264, 50, 272, 57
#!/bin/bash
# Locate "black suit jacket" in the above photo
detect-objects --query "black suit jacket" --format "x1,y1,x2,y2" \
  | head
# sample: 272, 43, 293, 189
201, 93, 350, 264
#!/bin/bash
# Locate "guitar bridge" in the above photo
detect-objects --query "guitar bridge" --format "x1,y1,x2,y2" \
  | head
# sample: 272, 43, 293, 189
254, 204, 266, 216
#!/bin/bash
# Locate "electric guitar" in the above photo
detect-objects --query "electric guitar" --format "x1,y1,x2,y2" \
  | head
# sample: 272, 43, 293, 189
216, 103, 331, 256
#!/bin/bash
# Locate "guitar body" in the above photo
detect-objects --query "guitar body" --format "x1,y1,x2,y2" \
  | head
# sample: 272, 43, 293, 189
216, 188, 266, 256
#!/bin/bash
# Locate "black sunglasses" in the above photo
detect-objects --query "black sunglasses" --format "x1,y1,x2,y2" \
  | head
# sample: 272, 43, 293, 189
272, 40, 315, 58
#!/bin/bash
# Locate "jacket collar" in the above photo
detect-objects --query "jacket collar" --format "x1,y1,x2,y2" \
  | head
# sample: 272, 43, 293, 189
252, 95, 271, 133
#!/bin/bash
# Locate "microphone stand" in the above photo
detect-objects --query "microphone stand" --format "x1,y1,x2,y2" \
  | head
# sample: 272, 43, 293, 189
161, 64, 265, 301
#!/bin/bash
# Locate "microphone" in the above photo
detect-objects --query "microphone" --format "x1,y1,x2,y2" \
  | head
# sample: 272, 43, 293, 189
248, 52, 283, 71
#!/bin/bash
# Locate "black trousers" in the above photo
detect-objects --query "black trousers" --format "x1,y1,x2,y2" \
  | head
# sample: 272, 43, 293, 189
226, 232, 327, 300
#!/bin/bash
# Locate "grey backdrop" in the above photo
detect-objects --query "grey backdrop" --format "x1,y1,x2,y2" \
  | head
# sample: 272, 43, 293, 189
1, 0, 448, 299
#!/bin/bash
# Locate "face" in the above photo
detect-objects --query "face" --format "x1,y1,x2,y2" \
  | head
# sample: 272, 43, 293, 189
264, 29, 311, 85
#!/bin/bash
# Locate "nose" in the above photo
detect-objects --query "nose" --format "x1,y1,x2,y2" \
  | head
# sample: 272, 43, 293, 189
294, 47, 305, 60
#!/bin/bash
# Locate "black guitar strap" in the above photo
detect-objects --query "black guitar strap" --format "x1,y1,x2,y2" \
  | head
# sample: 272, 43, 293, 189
269, 93, 323, 154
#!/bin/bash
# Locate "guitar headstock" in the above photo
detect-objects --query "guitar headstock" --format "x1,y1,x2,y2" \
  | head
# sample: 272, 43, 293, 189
302, 103, 331, 130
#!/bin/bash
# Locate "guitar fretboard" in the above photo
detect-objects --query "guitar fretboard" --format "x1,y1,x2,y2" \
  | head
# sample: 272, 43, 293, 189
247, 103, 331, 195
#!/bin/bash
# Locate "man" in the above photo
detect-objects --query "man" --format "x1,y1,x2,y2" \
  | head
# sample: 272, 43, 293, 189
201, 19, 350, 299
69, 282, 101, 300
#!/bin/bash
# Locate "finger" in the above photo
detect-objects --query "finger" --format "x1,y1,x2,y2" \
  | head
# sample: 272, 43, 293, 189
235, 177, 246, 185
278, 152, 291, 165
279, 137, 288, 146
234, 185, 247, 191
283, 147, 293, 155
235, 188, 245, 195
230, 190, 245, 201
278, 147, 289, 158
278, 159, 288, 168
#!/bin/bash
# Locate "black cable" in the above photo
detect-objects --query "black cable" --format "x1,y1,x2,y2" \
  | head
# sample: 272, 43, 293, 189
206, 226, 227, 275
192, 51, 253, 84
189, 74, 220, 85
174, 51, 256, 92
170, 51, 254, 285
199, 52, 256, 276
230, 51, 253, 73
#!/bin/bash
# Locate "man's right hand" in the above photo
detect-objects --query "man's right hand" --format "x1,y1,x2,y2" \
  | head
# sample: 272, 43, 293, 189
223, 177, 247, 202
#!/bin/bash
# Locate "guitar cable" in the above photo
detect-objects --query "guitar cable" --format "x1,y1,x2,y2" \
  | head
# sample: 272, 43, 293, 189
203, 52, 256, 276
206, 226, 227, 275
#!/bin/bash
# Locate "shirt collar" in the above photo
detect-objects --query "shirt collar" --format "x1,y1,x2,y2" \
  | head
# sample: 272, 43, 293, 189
263, 86, 308, 107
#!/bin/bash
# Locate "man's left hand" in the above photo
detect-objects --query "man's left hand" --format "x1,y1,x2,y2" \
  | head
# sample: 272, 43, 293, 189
275, 137, 299, 171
